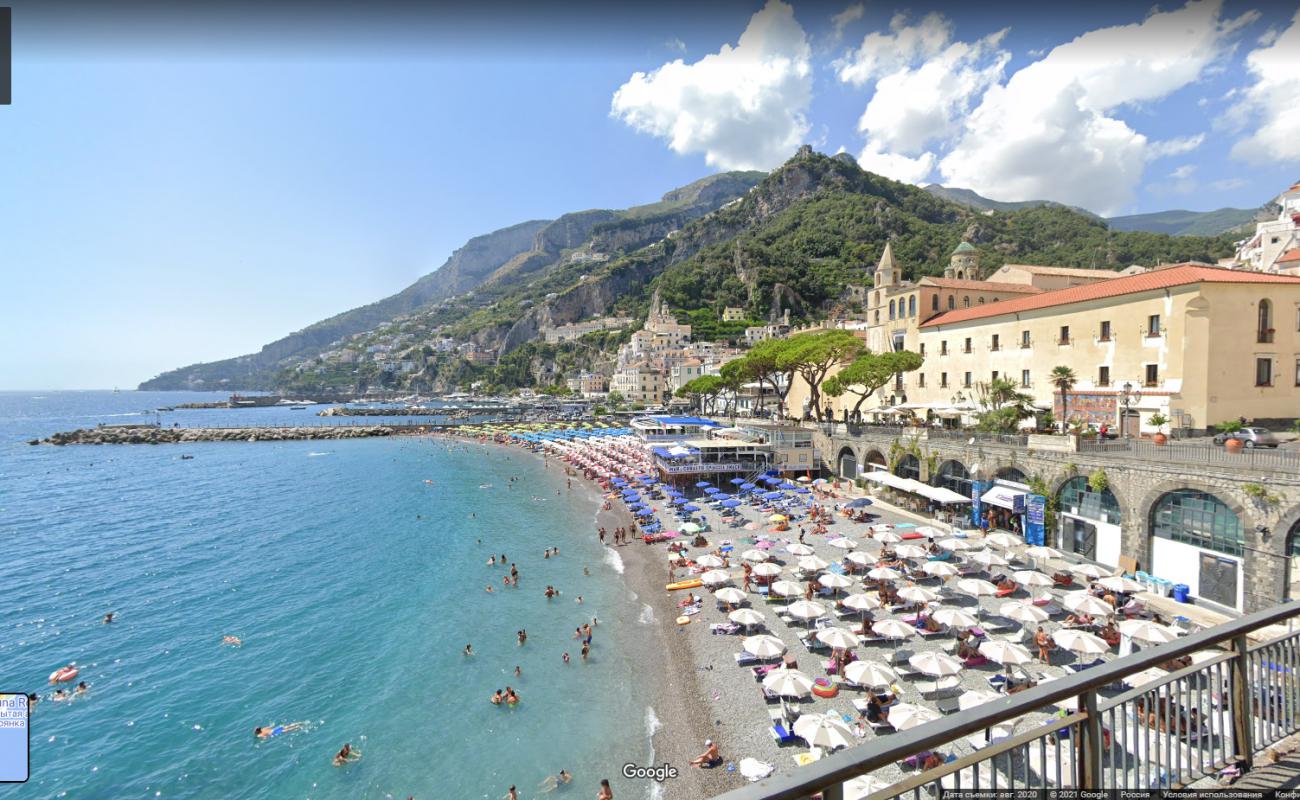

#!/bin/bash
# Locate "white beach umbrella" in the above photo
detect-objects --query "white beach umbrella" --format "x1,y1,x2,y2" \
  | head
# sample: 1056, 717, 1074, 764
1014, 570, 1055, 588
1072, 563, 1107, 580
816, 627, 860, 650
844, 775, 892, 800
931, 607, 979, 628
1118, 619, 1179, 644
762, 668, 815, 697
797, 556, 831, 572
770, 579, 803, 598
957, 689, 1003, 711
969, 551, 1008, 567
888, 703, 940, 730
999, 601, 1049, 624
701, 569, 732, 586
729, 608, 766, 627
1052, 629, 1110, 654
742, 634, 786, 659
1025, 545, 1063, 560
872, 619, 916, 640
845, 551, 873, 566
786, 600, 826, 621
914, 526, 945, 539
978, 640, 1034, 665
922, 561, 960, 577
957, 578, 998, 597
985, 532, 1022, 549
818, 572, 853, 590
842, 593, 881, 612
895, 545, 928, 559
680, 522, 702, 533
873, 530, 902, 544
751, 562, 782, 577
696, 555, 726, 569
714, 587, 747, 604
1063, 592, 1114, 616
867, 567, 903, 581
1098, 575, 1145, 593
897, 586, 939, 604
844, 660, 898, 688
794, 712, 855, 750
786, 543, 815, 556
827, 537, 857, 550
937, 538, 976, 552
740, 549, 770, 563
909, 651, 964, 677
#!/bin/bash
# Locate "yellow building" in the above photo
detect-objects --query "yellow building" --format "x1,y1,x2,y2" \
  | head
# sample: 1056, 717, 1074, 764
794, 263, 1300, 433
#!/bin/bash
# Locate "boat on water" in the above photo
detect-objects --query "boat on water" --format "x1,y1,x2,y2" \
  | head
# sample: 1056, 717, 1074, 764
290, 406, 307, 410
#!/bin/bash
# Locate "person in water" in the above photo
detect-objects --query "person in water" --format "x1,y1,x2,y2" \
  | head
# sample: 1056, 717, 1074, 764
333, 742, 360, 766
103, 613, 114, 624
539, 769, 572, 792
514, 665, 522, 678
255, 721, 306, 739
505, 787, 518, 800
223, 635, 242, 647
75, 681, 88, 695
597, 778, 613, 799
464, 644, 474, 656
491, 690, 504, 705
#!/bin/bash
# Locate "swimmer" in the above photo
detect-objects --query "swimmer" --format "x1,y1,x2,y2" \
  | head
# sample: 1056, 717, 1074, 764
576, 596, 583, 604
563, 652, 570, 664
464, 644, 474, 656
52, 689, 69, 702
26, 693, 39, 709
584, 566, 590, 576
491, 690, 504, 705
538, 769, 572, 793
581, 642, 590, 661
223, 635, 242, 647
332, 742, 360, 766
102, 612, 114, 624
254, 721, 306, 739
74, 681, 88, 696
517, 630, 527, 646
514, 665, 522, 678
486, 585, 494, 593
598, 778, 613, 800
506, 787, 519, 800
489, 556, 497, 566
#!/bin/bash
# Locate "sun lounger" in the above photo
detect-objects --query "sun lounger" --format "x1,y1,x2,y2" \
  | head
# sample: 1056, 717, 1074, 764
1064, 657, 1106, 674
916, 675, 961, 696
710, 622, 741, 635
770, 722, 799, 746
936, 697, 962, 714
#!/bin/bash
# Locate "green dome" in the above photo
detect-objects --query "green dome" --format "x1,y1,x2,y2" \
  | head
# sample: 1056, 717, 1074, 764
953, 241, 976, 254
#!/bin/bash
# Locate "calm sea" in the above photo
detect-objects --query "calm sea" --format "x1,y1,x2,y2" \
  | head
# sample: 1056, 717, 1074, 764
0, 392, 652, 799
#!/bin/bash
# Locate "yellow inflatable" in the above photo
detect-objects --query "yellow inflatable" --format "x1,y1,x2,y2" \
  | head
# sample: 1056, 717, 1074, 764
665, 578, 703, 591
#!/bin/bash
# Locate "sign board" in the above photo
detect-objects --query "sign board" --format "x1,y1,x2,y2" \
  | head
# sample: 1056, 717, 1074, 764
1024, 494, 1047, 546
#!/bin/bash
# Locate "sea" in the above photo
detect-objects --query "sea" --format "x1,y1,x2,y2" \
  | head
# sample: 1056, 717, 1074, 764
0, 391, 654, 799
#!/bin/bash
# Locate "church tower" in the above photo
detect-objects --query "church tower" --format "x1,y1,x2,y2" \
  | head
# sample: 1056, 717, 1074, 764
874, 242, 899, 288
946, 241, 979, 280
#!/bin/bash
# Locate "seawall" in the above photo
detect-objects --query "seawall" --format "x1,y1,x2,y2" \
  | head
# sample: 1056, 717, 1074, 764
37, 425, 414, 445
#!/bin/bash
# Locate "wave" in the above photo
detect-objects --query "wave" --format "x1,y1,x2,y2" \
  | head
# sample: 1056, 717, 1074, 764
307, 452, 331, 457
644, 705, 661, 737
603, 547, 624, 575
638, 603, 654, 625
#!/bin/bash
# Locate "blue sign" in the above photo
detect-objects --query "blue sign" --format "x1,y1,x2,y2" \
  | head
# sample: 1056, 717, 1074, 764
1025, 494, 1047, 546
970, 480, 989, 529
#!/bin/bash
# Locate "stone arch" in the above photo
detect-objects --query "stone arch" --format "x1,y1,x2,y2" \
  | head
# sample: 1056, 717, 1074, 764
894, 453, 920, 480
1055, 475, 1122, 525
933, 459, 971, 496
1142, 481, 1253, 608
1273, 505, 1300, 600
862, 449, 887, 472
836, 446, 858, 480
994, 465, 1027, 483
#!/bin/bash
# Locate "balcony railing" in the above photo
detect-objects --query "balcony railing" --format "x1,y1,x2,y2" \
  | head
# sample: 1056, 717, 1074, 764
714, 601, 1300, 800
1258, 330, 1275, 344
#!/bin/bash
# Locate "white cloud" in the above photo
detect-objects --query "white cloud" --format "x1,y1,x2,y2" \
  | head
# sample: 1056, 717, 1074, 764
855, 144, 936, 184
939, 0, 1256, 214
664, 37, 687, 54
1169, 164, 1197, 180
610, 0, 812, 171
1147, 134, 1206, 159
1230, 8, 1300, 164
836, 12, 955, 86
1210, 177, 1249, 191
829, 3, 864, 43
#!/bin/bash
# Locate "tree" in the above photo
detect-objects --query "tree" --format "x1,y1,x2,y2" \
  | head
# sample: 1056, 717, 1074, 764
740, 339, 800, 418
822, 350, 924, 418
974, 377, 1036, 433
782, 330, 865, 417
676, 374, 725, 413
607, 390, 625, 410
1050, 366, 1077, 432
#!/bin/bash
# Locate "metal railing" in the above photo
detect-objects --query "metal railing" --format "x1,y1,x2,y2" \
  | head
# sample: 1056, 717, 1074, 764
715, 601, 1300, 800
1078, 438, 1300, 471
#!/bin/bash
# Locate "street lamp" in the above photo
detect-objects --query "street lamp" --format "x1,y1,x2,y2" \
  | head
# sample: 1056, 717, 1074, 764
1117, 381, 1142, 438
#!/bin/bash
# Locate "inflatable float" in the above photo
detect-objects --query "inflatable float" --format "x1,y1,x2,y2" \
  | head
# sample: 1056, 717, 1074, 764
665, 578, 703, 591
811, 677, 839, 698
675, 615, 692, 626
49, 664, 78, 684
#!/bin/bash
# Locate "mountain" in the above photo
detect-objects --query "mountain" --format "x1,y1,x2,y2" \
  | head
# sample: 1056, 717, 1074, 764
1105, 207, 1258, 237
139, 172, 765, 390
923, 184, 1099, 218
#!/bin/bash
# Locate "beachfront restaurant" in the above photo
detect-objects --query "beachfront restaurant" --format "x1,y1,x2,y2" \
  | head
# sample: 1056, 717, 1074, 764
861, 468, 971, 525
630, 414, 723, 443
650, 438, 775, 487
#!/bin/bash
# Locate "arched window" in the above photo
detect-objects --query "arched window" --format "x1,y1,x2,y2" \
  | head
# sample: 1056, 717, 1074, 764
978, 297, 986, 304
889, 300, 896, 320
995, 467, 1027, 483
934, 460, 971, 497
908, 296, 917, 317
874, 311, 880, 323
947, 295, 955, 310
1057, 476, 1122, 525
1259, 299, 1273, 342
894, 454, 920, 480
931, 295, 939, 312
1151, 489, 1243, 556
963, 296, 971, 308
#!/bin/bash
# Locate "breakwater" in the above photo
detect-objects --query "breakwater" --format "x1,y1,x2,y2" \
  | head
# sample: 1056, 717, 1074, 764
318, 406, 522, 417
36, 424, 415, 445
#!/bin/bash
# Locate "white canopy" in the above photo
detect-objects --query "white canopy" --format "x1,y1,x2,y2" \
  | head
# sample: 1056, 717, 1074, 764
981, 485, 1028, 510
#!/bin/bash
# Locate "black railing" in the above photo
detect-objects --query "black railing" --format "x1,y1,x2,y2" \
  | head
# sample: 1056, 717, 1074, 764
714, 601, 1300, 800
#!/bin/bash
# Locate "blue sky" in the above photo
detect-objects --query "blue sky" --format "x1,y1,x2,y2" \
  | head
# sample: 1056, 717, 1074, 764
2, 0, 1298, 389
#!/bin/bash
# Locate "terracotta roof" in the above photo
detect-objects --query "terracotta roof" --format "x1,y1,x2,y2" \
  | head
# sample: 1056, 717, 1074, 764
992, 264, 1120, 279
1277, 247, 1300, 264
920, 278, 1043, 294
920, 264, 1300, 328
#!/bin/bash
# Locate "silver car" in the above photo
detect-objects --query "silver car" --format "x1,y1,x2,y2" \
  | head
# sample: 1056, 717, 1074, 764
1213, 427, 1281, 448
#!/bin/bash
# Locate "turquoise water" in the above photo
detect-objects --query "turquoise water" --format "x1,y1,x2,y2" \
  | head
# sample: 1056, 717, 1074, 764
0, 392, 652, 799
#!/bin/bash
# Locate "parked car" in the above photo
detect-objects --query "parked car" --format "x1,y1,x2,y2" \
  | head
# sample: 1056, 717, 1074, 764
1212, 427, 1281, 448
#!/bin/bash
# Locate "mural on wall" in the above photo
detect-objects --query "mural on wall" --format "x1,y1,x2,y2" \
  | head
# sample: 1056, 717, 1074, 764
1055, 391, 1116, 427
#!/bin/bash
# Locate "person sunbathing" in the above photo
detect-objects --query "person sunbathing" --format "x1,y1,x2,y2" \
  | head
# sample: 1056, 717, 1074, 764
1064, 612, 1094, 627
863, 696, 889, 724
1099, 623, 1120, 646
689, 739, 721, 768
917, 615, 942, 633
957, 640, 978, 660
997, 577, 1017, 592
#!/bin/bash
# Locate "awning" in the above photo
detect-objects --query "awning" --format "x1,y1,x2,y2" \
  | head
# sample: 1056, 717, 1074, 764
981, 485, 1028, 510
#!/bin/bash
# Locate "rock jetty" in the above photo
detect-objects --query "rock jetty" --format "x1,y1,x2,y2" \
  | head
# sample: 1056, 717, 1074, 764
318, 407, 448, 417
37, 424, 408, 445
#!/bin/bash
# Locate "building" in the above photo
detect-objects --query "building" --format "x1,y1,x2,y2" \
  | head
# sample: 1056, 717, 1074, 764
744, 311, 791, 346
722, 307, 747, 322
985, 263, 1120, 291
630, 414, 723, 442
611, 362, 669, 406
1235, 183, 1300, 273
542, 316, 634, 344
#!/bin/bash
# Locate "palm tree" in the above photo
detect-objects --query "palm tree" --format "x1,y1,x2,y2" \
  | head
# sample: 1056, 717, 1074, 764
1050, 366, 1077, 432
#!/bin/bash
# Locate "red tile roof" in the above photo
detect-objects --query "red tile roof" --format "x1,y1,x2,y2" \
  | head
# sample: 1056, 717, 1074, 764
920, 278, 1043, 294
1277, 247, 1300, 264
920, 263, 1300, 328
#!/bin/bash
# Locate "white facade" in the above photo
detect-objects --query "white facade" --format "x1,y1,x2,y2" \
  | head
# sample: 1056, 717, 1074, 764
1235, 184, 1300, 273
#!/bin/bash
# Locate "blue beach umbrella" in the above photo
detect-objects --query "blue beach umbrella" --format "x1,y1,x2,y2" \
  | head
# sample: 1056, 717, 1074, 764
627, 503, 646, 511
762, 476, 781, 485
695, 481, 713, 488
682, 504, 701, 513
740, 483, 756, 490
796, 488, 812, 494
704, 487, 721, 495
729, 478, 747, 485
721, 499, 742, 508
763, 491, 785, 500
670, 496, 689, 505
846, 497, 874, 508
636, 507, 655, 517
779, 482, 797, 490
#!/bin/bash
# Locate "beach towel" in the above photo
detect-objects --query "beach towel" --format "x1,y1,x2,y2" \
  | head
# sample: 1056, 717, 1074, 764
739, 758, 774, 782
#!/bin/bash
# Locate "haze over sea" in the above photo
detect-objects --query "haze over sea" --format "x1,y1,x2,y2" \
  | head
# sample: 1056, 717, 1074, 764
0, 391, 652, 799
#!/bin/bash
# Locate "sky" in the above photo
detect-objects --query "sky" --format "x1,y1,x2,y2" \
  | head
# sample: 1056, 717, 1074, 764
2, 0, 1299, 390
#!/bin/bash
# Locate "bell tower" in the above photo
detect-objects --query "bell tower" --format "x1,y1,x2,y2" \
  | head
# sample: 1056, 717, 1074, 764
946, 241, 979, 280
874, 242, 899, 288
